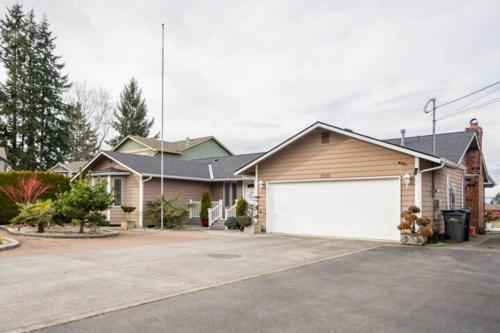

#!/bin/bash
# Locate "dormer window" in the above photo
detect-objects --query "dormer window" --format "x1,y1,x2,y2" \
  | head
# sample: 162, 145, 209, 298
321, 131, 330, 144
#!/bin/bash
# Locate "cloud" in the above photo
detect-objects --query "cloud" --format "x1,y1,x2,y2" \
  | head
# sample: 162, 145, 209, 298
3, 0, 500, 195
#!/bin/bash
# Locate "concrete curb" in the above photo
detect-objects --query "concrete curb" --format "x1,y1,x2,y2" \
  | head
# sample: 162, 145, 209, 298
7, 244, 383, 333
0, 237, 20, 252
0, 226, 119, 239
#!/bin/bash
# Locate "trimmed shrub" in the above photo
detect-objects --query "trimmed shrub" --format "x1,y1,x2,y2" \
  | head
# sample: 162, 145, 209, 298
236, 216, 252, 228
225, 217, 239, 230
0, 171, 70, 225
200, 191, 211, 221
235, 197, 248, 217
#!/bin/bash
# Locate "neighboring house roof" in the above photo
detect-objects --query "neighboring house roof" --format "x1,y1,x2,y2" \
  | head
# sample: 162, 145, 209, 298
193, 153, 265, 179
0, 147, 8, 162
384, 131, 476, 165
49, 160, 88, 173
235, 121, 458, 175
113, 135, 233, 155
76, 151, 258, 182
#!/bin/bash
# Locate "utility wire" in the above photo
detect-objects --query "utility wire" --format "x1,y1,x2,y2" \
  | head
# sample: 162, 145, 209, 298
437, 86, 500, 120
435, 80, 500, 109
438, 95, 500, 120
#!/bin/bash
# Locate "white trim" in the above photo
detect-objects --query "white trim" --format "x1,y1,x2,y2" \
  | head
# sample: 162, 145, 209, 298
208, 164, 214, 179
457, 132, 479, 165
266, 175, 401, 185
106, 175, 111, 221
140, 173, 252, 183
414, 157, 422, 212
235, 122, 443, 175
48, 163, 72, 172
446, 173, 451, 210
111, 135, 159, 153
92, 172, 131, 176
71, 151, 142, 181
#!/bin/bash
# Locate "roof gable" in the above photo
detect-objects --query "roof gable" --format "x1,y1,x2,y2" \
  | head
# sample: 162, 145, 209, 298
235, 121, 447, 175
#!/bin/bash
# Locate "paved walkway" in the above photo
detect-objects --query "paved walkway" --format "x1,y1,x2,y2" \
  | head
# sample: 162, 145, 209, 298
0, 229, 381, 333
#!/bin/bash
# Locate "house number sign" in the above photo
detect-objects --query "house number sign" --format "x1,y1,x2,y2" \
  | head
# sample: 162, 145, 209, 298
320, 173, 332, 179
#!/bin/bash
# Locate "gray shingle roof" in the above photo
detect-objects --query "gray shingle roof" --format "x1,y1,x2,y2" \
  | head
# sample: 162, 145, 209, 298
193, 153, 265, 179
61, 161, 88, 172
384, 131, 476, 164
101, 151, 264, 180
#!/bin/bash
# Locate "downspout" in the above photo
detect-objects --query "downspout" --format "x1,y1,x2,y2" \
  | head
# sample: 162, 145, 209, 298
139, 176, 153, 228
419, 162, 445, 231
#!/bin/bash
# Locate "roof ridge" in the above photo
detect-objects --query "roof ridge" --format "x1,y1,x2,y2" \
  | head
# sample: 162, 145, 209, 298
385, 130, 473, 141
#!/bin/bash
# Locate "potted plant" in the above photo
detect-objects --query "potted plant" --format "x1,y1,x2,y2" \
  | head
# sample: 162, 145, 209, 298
485, 210, 498, 231
397, 205, 433, 246
121, 205, 136, 229
200, 191, 211, 227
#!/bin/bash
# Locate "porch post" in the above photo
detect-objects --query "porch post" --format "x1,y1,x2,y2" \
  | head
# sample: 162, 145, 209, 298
139, 176, 144, 228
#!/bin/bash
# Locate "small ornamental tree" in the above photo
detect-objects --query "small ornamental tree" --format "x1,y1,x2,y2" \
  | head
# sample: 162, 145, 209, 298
11, 199, 57, 233
56, 177, 113, 233
398, 205, 433, 237
121, 205, 136, 223
236, 197, 248, 217
0, 176, 51, 204
200, 191, 211, 225
144, 195, 192, 229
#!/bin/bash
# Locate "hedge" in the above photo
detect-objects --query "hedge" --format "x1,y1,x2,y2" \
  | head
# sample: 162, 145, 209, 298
0, 171, 70, 225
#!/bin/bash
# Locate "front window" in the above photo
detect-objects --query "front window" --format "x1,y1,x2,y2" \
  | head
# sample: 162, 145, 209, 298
113, 178, 122, 206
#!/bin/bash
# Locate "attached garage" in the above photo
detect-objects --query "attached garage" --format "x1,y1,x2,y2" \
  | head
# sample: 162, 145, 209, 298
267, 178, 401, 241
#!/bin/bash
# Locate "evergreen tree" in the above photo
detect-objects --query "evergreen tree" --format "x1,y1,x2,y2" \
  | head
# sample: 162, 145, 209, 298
0, 5, 71, 170
108, 78, 154, 147
67, 103, 98, 161
0, 3, 29, 168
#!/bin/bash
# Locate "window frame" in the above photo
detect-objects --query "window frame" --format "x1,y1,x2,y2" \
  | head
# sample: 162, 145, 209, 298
112, 177, 123, 207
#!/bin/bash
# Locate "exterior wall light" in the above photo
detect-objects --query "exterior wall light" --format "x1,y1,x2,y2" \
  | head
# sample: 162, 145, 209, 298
403, 173, 411, 189
258, 180, 265, 190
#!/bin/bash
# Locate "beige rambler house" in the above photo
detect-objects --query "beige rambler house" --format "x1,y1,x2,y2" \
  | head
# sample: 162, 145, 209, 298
76, 120, 494, 241
76, 135, 261, 230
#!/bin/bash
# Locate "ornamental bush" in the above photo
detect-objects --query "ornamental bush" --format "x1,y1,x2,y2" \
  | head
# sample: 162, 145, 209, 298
0, 172, 70, 225
200, 191, 211, 221
235, 197, 248, 217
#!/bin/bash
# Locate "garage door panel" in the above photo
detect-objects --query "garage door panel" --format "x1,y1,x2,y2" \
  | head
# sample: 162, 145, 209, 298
267, 178, 401, 241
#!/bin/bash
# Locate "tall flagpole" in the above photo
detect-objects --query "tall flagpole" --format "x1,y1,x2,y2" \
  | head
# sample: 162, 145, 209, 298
160, 23, 165, 230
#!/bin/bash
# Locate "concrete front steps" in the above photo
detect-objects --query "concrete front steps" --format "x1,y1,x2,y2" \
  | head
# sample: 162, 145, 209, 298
210, 220, 227, 230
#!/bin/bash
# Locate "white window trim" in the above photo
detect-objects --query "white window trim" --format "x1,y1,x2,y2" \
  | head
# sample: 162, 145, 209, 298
112, 177, 123, 207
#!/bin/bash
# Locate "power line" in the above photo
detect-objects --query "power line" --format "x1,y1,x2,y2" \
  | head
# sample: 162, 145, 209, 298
437, 85, 500, 120
438, 95, 500, 120
435, 80, 500, 109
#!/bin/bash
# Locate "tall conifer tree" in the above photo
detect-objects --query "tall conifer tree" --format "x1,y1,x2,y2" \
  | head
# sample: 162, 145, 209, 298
67, 103, 98, 161
0, 4, 71, 170
108, 78, 154, 147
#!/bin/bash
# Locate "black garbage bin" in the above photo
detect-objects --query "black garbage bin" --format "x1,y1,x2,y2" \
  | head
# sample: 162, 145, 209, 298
441, 210, 466, 242
455, 208, 471, 241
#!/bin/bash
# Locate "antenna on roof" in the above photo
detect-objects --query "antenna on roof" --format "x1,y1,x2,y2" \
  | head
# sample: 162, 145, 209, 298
423, 98, 437, 155
160, 23, 165, 230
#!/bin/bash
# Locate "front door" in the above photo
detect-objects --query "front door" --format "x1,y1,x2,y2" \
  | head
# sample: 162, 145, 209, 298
224, 181, 237, 207
244, 181, 255, 204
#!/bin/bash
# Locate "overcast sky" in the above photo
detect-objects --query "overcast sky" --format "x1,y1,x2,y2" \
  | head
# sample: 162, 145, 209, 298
2, 0, 500, 196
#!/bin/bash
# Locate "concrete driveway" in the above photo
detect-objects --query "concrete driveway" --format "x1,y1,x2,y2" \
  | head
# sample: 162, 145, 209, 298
0, 229, 381, 333
40, 245, 500, 333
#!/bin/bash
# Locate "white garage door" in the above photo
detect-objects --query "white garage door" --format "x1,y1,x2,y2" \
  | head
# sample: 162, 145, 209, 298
267, 178, 401, 241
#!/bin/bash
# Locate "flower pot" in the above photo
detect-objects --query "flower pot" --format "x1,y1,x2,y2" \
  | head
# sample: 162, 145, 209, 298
400, 232, 427, 246
121, 220, 135, 230
201, 219, 209, 227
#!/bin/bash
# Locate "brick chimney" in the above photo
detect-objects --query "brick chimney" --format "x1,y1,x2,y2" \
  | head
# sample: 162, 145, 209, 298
464, 118, 485, 232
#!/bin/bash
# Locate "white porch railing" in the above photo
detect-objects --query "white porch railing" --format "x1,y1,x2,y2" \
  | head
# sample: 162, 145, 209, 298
224, 202, 237, 220
208, 199, 224, 226
189, 200, 219, 218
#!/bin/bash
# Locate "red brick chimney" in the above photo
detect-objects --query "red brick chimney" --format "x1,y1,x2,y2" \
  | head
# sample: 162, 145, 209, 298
464, 118, 485, 232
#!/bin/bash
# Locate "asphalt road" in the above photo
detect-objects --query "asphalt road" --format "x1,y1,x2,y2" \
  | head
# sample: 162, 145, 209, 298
39, 246, 500, 333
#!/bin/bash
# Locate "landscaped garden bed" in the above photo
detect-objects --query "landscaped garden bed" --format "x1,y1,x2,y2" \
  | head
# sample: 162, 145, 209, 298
0, 235, 20, 251
1, 225, 118, 239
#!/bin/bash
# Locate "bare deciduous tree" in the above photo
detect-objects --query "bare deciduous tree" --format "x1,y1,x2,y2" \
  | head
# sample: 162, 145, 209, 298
66, 82, 113, 150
